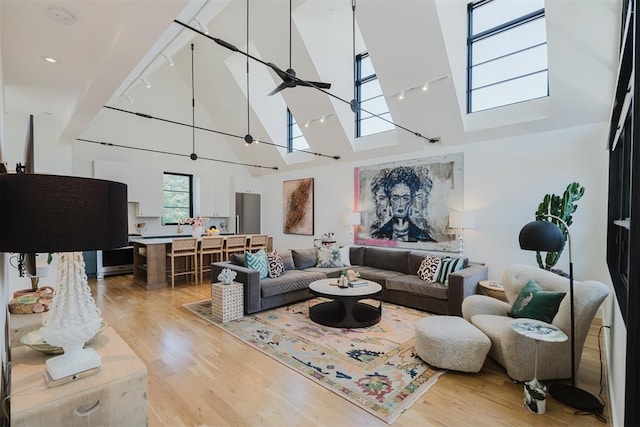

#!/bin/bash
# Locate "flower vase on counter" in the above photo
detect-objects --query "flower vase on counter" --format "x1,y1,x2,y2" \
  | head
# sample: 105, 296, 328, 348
191, 226, 204, 238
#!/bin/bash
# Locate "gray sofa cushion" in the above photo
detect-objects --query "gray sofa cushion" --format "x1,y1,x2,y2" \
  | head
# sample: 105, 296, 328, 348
349, 246, 366, 266
363, 247, 410, 273
355, 266, 406, 286
386, 275, 449, 300
230, 253, 245, 266
292, 248, 318, 269
278, 250, 296, 270
261, 270, 326, 298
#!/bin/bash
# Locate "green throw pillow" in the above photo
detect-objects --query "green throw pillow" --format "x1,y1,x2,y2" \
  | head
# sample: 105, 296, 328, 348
245, 249, 268, 279
508, 279, 566, 323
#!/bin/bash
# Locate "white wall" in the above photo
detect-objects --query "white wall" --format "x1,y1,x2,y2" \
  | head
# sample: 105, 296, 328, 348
261, 122, 610, 282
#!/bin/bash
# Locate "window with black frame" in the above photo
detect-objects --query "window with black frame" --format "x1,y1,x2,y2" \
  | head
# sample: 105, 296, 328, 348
287, 108, 309, 153
355, 52, 394, 137
467, 0, 548, 113
162, 172, 193, 225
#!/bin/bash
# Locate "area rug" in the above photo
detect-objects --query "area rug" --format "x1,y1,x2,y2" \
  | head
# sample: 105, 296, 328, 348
183, 299, 443, 424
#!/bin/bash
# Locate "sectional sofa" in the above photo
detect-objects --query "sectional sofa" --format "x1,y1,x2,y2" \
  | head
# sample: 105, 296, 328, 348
211, 246, 488, 316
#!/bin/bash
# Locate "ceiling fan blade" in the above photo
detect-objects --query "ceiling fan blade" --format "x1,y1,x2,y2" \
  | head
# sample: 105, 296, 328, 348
266, 63, 289, 81
298, 80, 332, 90
268, 82, 289, 96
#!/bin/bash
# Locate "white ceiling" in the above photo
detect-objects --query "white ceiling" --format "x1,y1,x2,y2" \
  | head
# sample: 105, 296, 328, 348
1, 0, 621, 174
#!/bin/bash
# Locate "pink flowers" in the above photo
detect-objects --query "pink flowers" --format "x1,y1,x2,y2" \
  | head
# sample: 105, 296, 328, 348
180, 216, 209, 227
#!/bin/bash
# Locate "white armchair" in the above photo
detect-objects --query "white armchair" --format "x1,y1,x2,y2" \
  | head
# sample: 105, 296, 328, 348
462, 264, 609, 382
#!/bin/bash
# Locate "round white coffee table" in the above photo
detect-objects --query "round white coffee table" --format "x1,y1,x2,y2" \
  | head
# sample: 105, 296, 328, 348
308, 278, 382, 328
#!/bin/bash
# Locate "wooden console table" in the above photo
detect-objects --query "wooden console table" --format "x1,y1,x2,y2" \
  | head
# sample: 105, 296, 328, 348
10, 327, 148, 426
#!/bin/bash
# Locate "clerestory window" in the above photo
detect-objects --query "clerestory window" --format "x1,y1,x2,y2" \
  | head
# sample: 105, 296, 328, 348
467, 0, 548, 113
355, 52, 394, 137
287, 108, 309, 153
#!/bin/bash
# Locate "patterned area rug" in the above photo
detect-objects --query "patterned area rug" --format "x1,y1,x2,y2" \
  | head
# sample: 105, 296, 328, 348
183, 299, 443, 423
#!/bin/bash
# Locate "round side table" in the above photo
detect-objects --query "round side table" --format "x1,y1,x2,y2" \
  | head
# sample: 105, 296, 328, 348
511, 320, 568, 414
478, 280, 507, 301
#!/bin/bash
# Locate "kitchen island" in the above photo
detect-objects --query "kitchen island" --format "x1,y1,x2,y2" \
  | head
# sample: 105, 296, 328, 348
130, 235, 272, 290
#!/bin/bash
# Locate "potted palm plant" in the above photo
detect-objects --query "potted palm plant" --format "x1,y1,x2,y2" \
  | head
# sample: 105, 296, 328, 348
534, 182, 585, 274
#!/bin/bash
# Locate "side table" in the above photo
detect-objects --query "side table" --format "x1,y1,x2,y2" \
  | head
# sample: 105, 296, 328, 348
211, 281, 244, 322
511, 320, 568, 414
479, 280, 507, 301
11, 327, 148, 426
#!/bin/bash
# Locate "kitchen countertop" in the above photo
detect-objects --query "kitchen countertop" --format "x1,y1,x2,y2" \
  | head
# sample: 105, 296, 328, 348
129, 233, 234, 245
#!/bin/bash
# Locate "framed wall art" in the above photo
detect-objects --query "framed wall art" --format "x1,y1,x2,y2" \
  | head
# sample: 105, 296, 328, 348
354, 153, 463, 252
283, 178, 314, 235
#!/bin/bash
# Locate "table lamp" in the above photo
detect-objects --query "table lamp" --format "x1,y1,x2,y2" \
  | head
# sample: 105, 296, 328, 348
449, 210, 476, 253
0, 174, 127, 382
344, 211, 361, 245
518, 214, 603, 414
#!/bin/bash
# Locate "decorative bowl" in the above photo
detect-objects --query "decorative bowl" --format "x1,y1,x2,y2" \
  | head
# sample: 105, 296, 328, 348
20, 321, 108, 354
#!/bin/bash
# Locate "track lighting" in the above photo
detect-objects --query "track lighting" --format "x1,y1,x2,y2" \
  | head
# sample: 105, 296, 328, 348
398, 90, 405, 100
195, 18, 209, 35
320, 115, 326, 123
140, 77, 151, 89
123, 94, 134, 104
422, 83, 429, 92
160, 53, 174, 67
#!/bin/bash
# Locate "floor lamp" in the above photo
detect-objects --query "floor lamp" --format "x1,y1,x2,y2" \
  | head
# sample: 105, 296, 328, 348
518, 214, 603, 413
0, 174, 128, 382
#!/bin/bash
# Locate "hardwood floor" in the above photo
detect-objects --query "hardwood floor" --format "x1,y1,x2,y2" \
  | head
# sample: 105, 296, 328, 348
91, 275, 611, 426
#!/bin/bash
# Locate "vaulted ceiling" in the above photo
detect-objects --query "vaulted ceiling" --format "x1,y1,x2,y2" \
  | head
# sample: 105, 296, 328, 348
1, 0, 620, 175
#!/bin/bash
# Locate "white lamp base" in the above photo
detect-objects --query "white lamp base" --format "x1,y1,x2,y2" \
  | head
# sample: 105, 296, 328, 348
45, 346, 101, 381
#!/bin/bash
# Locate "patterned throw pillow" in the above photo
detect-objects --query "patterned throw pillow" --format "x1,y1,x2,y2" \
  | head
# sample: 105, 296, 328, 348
417, 256, 441, 283
508, 279, 566, 323
245, 249, 268, 279
316, 245, 345, 268
435, 257, 464, 285
267, 251, 285, 278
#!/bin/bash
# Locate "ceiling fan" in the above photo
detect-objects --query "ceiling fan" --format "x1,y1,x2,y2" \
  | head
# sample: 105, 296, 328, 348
267, 0, 331, 96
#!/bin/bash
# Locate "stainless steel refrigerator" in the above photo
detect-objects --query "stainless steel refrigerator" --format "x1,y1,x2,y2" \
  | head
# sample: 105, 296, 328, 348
235, 193, 261, 234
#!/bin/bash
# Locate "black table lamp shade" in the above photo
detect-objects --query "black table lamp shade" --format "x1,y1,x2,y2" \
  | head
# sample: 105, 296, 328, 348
0, 174, 128, 253
519, 219, 564, 252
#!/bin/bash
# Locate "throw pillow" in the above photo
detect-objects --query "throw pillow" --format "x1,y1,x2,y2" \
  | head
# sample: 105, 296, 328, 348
435, 257, 464, 285
508, 279, 566, 323
316, 245, 345, 268
339, 246, 352, 267
417, 256, 441, 283
266, 251, 285, 278
245, 249, 268, 279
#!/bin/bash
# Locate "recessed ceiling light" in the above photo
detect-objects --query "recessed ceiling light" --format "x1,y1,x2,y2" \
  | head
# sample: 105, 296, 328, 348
42, 56, 60, 64
47, 6, 75, 25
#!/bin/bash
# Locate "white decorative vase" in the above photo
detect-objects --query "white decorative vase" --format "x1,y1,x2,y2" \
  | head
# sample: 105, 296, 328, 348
191, 226, 204, 238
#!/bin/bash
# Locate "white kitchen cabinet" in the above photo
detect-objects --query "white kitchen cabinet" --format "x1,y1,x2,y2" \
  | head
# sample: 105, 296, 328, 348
199, 174, 231, 217
135, 168, 163, 217
233, 175, 262, 194
94, 160, 162, 217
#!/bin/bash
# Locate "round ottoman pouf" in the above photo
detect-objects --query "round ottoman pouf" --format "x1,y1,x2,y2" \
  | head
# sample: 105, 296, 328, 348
415, 315, 491, 373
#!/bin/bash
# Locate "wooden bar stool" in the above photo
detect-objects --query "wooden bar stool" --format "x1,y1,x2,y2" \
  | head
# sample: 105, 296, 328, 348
166, 237, 198, 289
224, 235, 247, 261
246, 234, 269, 253
198, 236, 224, 284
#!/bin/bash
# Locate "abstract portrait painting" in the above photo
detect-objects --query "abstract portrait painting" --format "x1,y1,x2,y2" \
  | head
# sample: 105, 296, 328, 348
283, 178, 314, 235
355, 154, 463, 252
